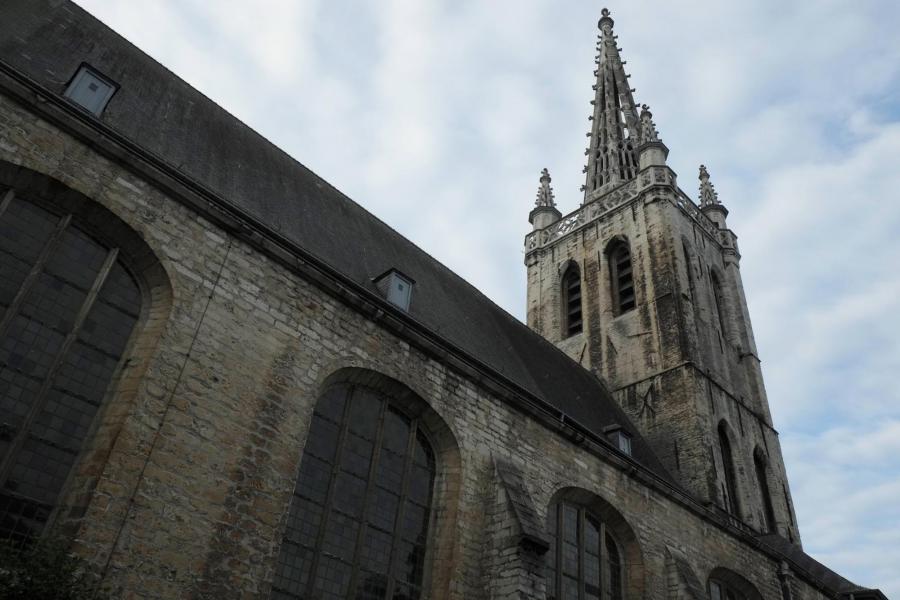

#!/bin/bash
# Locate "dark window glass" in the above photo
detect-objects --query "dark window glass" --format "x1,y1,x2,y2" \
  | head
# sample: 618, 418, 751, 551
608, 243, 635, 315
709, 579, 747, 600
0, 191, 140, 543
272, 384, 437, 599
546, 502, 624, 600
562, 266, 583, 337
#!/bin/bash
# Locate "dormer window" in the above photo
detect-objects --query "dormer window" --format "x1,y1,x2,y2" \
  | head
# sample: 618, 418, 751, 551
373, 268, 414, 311
64, 64, 117, 116
603, 425, 632, 456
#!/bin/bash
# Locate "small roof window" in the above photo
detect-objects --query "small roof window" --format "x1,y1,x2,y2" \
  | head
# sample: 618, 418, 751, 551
373, 269, 415, 312
64, 65, 117, 116
603, 425, 632, 456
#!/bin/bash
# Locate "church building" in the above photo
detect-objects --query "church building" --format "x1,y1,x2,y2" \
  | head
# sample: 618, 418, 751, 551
0, 1, 888, 598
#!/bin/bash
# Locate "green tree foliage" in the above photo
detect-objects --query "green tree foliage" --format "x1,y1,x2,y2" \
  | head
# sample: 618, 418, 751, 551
0, 538, 109, 600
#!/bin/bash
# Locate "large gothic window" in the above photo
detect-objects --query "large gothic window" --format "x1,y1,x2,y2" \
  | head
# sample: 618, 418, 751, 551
271, 383, 436, 600
717, 422, 740, 517
0, 189, 141, 542
562, 264, 583, 337
545, 502, 624, 600
607, 241, 635, 315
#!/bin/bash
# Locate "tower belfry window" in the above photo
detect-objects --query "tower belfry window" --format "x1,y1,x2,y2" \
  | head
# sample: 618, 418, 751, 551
562, 265, 582, 337
754, 450, 776, 533
718, 422, 740, 517
607, 242, 635, 315
711, 272, 728, 338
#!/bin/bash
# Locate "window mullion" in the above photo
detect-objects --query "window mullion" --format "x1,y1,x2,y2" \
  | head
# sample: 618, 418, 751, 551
384, 419, 419, 600
346, 397, 388, 597
0, 213, 71, 341
304, 385, 355, 598
599, 521, 607, 600
0, 245, 116, 488
578, 508, 585, 600
556, 504, 563, 599
0, 188, 13, 219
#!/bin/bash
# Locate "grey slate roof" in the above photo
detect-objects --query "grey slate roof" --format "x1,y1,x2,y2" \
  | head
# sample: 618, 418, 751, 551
0, 0, 670, 481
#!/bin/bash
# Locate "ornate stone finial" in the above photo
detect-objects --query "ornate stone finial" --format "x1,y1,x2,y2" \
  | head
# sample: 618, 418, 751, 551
599, 8, 614, 32
535, 168, 556, 208
698, 164, 720, 207
638, 104, 660, 145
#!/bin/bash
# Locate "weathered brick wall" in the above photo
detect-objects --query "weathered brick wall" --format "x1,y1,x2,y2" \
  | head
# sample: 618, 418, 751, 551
0, 91, 830, 599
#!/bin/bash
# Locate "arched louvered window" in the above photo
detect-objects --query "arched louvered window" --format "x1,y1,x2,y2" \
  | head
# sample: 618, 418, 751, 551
546, 502, 624, 600
562, 265, 583, 337
271, 383, 436, 600
0, 189, 141, 543
754, 450, 776, 533
608, 242, 635, 315
717, 422, 740, 517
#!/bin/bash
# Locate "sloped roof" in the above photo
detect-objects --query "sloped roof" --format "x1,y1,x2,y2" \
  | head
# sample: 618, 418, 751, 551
0, 0, 673, 482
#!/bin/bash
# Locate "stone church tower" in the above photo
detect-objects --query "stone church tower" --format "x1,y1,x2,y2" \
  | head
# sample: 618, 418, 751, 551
525, 9, 800, 542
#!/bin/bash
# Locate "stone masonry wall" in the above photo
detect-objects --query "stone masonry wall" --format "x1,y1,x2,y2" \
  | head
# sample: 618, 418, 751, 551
1, 91, 828, 599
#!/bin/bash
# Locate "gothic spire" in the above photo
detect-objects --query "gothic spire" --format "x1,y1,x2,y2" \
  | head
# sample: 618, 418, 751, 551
582, 8, 641, 203
698, 164, 719, 207
535, 168, 556, 208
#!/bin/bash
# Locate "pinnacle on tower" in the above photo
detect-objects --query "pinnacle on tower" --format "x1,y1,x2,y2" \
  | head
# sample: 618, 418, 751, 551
698, 164, 719, 207
529, 168, 562, 230
582, 8, 642, 203
638, 104, 660, 145
535, 168, 556, 208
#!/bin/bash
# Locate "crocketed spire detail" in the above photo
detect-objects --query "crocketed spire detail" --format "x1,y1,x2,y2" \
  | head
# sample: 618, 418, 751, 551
535, 168, 556, 208
582, 8, 641, 203
638, 104, 660, 145
698, 164, 719, 207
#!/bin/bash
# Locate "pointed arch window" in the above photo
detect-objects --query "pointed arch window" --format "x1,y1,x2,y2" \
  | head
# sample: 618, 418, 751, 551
607, 241, 635, 315
562, 264, 583, 337
0, 189, 142, 543
271, 383, 436, 600
545, 502, 624, 600
754, 450, 776, 533
717, 422, 740, 517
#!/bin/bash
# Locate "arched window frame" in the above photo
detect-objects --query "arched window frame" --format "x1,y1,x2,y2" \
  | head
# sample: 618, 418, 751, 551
753, 448, 776, 533
605, 238, 635, 316
717, 421, 741, 518
271, 372, 460, 600
544, 488, 643, 600
561, 262, 583, 337
0, 164, 171, 544
546, 501, 624, 600
708, 568, 764, 600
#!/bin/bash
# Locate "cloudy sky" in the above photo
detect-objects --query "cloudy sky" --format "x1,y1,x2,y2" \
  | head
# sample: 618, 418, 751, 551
76, 0, 900, 594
